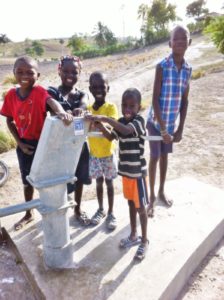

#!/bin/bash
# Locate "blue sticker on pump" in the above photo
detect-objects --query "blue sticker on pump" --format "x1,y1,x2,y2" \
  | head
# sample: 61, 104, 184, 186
73, 119, 84, 135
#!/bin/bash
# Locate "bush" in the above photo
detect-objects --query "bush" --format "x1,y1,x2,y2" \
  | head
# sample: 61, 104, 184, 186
2, 74, 17, 85
191, 70, 206, 80
0, 130, 16, 153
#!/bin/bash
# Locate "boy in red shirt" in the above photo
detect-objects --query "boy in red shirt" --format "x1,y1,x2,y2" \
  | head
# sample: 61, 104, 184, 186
0, 56, 73, 230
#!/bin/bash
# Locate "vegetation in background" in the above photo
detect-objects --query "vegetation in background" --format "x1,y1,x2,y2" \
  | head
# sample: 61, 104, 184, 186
0, 130, 16, 154
138, 0, 177, 45
204, 16, 224, 54
25, 40, 44, 57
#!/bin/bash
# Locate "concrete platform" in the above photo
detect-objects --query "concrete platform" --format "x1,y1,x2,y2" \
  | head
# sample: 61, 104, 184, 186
1, 177, 224, 300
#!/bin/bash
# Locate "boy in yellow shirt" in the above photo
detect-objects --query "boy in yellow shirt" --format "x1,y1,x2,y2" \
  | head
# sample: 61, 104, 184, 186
88, 71, 118, 230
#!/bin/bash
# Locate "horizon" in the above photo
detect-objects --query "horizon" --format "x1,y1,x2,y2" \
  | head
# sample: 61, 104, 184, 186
0, 0, 223, 43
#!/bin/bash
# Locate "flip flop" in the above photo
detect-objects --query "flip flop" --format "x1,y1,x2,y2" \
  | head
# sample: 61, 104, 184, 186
14, 216, 34, 231
75, 211, 91, 226
119, 236, 142, 249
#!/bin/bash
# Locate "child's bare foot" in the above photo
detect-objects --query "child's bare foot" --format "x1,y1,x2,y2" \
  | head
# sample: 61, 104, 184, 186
147, 196, 156, 218
157, 192, 173, 207
14, 212, 34, 231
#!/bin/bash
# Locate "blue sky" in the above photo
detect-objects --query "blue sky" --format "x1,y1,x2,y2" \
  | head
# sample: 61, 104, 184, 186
1, 0, 223, 42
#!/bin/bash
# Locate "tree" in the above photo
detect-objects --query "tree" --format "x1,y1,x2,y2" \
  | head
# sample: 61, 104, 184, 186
93, 22, 117, 48
0, 34, 10, 44
186, 0, 209, 20
59, 38, 64, 55
138, 0, 177, 45
204, 16, 224, 54
25, 41, 44, 57
0, 34, 11, 57
67, 34, 86, 52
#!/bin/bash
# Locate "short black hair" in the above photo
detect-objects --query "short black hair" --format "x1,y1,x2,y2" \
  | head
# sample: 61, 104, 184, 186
89, 71, 108, 85
13, 56, 38, 72
122, 88, 142, 104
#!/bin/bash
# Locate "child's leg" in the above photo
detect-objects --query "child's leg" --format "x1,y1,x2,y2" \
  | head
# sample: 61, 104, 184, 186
74, 180, 83, 214
96, 176, 104, 210
137, 206, 148, 244
14, 184, 34, 230
105, 178, 114, 214
128, 200, 138, 239
158, 153, 173, 207
148, 156, 159, 216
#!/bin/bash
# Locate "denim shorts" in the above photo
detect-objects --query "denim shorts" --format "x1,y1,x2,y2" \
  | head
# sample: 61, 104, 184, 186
16, 139, 38, 186
146, 122, 173, 158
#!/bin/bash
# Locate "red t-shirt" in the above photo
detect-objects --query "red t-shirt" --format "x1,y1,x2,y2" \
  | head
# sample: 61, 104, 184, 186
1, 85, 50, 140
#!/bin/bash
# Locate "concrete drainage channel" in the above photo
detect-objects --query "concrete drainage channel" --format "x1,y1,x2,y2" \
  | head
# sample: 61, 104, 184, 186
0, 227, 45, 300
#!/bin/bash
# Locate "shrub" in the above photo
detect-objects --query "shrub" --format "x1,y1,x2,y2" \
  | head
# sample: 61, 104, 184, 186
191, 70, 206, 80
0, 130, 16, 153
2, 74, 17, 85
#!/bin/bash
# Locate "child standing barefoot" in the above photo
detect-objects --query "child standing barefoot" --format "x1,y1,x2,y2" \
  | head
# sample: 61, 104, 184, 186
48, 55, 91, 226
147, 25, 192, 217
88, 71, 118, 230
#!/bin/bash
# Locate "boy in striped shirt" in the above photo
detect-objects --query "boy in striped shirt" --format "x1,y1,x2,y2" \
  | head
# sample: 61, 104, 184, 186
147, 25, 192, 217
86, 88, 149, 261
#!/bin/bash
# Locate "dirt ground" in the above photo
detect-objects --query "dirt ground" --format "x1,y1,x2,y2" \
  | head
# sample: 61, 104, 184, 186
0, 34, 224, 299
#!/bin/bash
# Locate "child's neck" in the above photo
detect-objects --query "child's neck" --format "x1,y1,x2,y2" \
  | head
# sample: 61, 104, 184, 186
172, 53, 185, 71
18, 86, 33, 98
59, 84, 74, 96
93, 99, 105, 110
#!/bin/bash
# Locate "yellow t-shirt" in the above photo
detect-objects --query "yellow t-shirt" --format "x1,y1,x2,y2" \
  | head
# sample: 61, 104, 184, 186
88, 102, 118, 158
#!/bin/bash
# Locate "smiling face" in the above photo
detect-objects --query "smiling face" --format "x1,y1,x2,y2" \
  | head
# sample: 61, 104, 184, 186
13, 58, 39, 92
169, 26, 191, 56
59, 60, 80, 88
89, 73, 109, 105
122, 95, 140, 121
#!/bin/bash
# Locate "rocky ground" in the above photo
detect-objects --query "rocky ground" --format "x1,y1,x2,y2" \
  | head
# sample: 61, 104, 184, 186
0, 34, 224, 299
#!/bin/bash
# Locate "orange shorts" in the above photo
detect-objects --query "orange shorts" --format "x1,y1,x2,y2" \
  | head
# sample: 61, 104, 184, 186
122, 176, 149, 208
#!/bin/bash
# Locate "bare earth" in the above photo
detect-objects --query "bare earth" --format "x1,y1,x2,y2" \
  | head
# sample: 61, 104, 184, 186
0, 34, 224, 299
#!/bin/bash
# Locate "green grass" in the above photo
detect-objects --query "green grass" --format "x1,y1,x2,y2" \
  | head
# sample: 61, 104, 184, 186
0, 130, 16, 154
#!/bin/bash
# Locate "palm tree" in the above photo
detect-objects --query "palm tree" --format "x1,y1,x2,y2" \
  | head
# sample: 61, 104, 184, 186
0, 34, 10, 57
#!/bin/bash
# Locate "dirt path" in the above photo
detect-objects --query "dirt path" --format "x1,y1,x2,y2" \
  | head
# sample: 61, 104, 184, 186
0, 34, 224, 299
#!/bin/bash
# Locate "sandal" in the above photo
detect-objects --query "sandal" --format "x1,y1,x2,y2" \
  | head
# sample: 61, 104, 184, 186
119, 236, 141, 249
75, 211, 90, 226
134, 240, 149, 261
14, 216, 34, 231
91, 209, 106, 225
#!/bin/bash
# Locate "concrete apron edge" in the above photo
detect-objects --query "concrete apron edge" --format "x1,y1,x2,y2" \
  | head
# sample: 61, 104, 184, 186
159, 218, 224, 300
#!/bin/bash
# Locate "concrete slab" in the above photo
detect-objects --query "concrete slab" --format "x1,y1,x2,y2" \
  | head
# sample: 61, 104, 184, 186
1, 177, 224, 300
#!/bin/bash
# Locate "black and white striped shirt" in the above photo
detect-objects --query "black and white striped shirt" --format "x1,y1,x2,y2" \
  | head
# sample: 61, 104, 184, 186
112, 114, 147, 178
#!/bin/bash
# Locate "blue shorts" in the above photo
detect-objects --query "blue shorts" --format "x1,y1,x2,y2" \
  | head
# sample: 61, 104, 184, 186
67, 142, 92, 194
16, 139, 38, 186
146, 122, 173, 158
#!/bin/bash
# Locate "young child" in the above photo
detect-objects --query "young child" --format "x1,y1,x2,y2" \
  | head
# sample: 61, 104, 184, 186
88, 71, 118, 230
0, 56, 73, 230
48, 55, 91, 226
86, 88, 149, 261
147, 25, 192, 217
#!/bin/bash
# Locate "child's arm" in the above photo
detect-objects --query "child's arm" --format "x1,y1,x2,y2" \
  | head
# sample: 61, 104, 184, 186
86, 115, 135, 136
94, 122, 115, 141
73, 92, 88, 116
173, 84, 189, 142
47, 98, 73, 125
152, 64, 172, 144
6, 117, 35, 154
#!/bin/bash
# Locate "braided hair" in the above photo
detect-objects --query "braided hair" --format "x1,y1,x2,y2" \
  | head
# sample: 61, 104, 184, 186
58, 55, 82, 72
